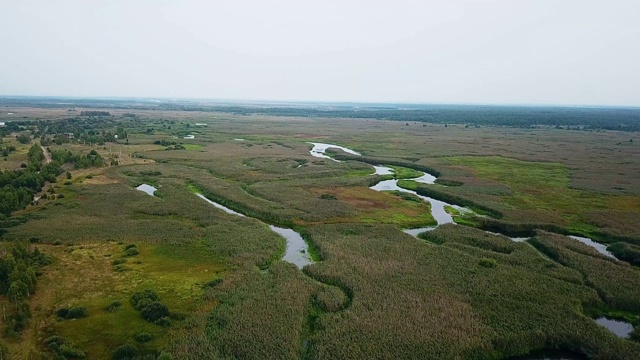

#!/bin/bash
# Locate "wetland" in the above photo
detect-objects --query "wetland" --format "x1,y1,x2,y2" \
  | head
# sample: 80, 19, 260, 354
0, 104, 639, 359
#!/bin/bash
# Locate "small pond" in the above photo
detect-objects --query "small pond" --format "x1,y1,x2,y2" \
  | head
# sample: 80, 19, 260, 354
595, 317, 634, 338
136, 184, 157, 196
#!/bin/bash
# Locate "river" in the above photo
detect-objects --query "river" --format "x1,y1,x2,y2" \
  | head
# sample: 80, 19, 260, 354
308, 142, 634, 339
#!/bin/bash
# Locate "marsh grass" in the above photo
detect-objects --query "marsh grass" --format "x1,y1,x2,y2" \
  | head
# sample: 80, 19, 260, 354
301, 223, 640, 359
434, 156, 640, 240
529, 232, 640, 313
2, 109, 639, 359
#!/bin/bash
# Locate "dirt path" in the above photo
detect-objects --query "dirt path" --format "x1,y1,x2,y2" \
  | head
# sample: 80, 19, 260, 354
40, 144, 51, 164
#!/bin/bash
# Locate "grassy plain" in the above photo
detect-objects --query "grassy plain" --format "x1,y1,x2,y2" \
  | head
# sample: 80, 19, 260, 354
1, 107, 639, 359
2, 241, 224, 359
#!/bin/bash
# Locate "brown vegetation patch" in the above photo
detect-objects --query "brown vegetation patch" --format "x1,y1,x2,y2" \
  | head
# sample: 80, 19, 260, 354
310, 187, 391, 210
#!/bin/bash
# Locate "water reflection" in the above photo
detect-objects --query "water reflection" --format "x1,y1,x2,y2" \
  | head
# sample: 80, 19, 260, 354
136, 184, 157, 196
595, 317, 634, 338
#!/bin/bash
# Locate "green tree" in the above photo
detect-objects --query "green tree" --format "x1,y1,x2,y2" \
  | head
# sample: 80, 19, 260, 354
7, 281, 28, 306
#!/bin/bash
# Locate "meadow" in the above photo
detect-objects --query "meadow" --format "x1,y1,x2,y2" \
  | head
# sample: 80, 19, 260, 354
0, 106, 639, 359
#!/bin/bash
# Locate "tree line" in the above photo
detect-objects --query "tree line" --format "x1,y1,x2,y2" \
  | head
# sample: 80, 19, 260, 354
0, 145, 61, 215
0, 241, 52, 335
0, 145, 104, 216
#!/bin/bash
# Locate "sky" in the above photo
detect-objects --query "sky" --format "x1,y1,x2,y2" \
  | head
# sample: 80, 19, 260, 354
0, 0, 639, 106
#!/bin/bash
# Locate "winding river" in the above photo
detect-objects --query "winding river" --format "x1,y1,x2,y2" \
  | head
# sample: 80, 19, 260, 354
308, 142, 634, 339
144, 141, 633, 341
308, 142, 620, 253
194, 194, 314, 269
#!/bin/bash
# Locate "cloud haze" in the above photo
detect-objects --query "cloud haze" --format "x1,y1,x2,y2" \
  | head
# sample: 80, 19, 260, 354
1, 0, 638, 106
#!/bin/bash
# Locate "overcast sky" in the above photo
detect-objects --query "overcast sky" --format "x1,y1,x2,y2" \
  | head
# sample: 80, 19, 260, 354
0, 0, 638, 106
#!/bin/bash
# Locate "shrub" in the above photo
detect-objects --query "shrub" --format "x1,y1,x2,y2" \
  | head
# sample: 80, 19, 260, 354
157, 352, 173, 360
608, 242, 640, 266
112, 258, 127, 265
154, 316, 172, 327
479, 258, 497, 268
57, 306, 87, 319
204, 279, 223, 288
124, 244, 137, 250
59, 343, 86, 359
125, 247, 139, 257
0, 341, 8, 360
134, 332, 153, 343
131, 290, 160, 310
104, 300, 122, 312
113, 264, 128, 272
319, 193, 337, 200
68, 306, 87, 319
112, 343, 138, 360
44, 335, 65, 350
140, 301, 169, 322
56, 308, 69, 318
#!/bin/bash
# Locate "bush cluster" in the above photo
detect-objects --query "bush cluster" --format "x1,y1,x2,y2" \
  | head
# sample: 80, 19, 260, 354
44, 335, 86, 359
607, 242, 640, 266
130, 290, 171, 325
56, 306, 88, 319
104, 300, 122, 312
124, 244, 140, 257
111, 342, 173, 360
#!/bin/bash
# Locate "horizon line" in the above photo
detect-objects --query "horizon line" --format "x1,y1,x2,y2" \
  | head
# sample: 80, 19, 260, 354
0, 94, 639, 110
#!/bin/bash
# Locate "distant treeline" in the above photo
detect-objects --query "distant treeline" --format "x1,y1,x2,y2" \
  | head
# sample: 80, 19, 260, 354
80, 110, 111, 116
8, 117, 129, 146
215, 105, 640, 131
51, 149, 105, 169
2, 97, 640, 131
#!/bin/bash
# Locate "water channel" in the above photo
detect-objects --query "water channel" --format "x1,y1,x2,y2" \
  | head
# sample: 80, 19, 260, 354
194, 194, 314, 269
133, 142, 634, 341
308, 142, 634, 339
308, 142, 361, 162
